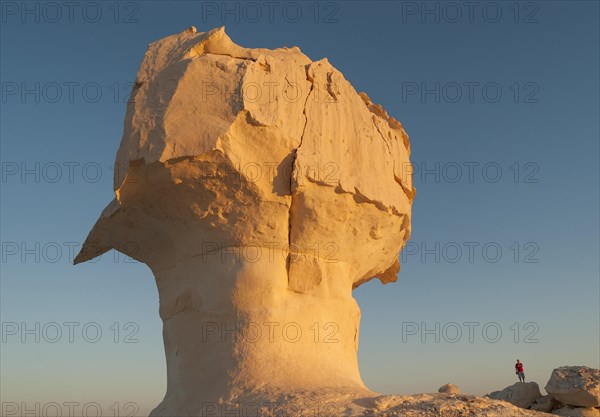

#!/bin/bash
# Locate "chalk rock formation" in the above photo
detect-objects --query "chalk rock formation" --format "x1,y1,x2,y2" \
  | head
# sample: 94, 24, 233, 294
546, 367, 600, 407
75, 26, 414, 416
487, 381, 542, 408
438, 383, 460, 394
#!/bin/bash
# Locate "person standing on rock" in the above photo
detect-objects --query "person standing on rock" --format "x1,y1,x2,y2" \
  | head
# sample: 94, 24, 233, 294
515, 359, 525, 382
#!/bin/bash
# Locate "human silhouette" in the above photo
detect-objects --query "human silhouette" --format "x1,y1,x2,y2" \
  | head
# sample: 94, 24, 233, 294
515, 359, 525, 382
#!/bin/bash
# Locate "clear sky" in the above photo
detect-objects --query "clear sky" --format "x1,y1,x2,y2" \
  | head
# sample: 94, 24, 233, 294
1, 1, 599, 415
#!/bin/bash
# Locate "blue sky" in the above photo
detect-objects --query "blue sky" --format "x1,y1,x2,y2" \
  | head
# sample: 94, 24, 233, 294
1, 1, 598, 415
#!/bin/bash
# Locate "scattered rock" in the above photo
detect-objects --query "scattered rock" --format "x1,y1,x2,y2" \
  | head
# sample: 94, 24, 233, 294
438, 383, 460, 394
546, 366, 600, 407
487, 381, 542, 408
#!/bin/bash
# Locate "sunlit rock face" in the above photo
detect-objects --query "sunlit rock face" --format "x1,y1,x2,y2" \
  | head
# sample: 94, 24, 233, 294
546, 366, 600, 408
76, 26, 415, 416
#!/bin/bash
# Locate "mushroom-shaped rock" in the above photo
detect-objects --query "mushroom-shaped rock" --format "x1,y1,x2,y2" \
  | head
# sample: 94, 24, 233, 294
75, 26, 414, 416
546, 367, 600, 408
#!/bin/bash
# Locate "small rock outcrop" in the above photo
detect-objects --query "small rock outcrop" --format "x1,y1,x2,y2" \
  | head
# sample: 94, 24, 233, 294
438, 383, 461, 394
487, 381, 542, 408
546, 366, 600, 408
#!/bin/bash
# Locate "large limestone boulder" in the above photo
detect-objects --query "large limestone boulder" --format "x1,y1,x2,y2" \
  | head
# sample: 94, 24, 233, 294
75, 26, 414, 416
546, 367, 600, 407
487, 381, 542, 408
553, 406, 600, 417
438, 383, 460, 394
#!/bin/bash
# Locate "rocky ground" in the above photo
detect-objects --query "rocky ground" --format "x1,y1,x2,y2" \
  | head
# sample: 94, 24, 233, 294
224, 390, 550, 416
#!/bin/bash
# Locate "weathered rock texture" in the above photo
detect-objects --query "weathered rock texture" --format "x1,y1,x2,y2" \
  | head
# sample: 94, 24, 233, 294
75, 26, 415, 416
546, 367, 600, 408
487, 381, 542, 409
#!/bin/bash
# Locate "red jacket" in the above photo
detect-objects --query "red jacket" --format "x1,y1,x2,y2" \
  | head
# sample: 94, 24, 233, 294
515, 363, 524, 372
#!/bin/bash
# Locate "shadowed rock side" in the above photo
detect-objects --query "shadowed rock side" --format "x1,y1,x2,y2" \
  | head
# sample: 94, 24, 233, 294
75, 26, 426, 416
